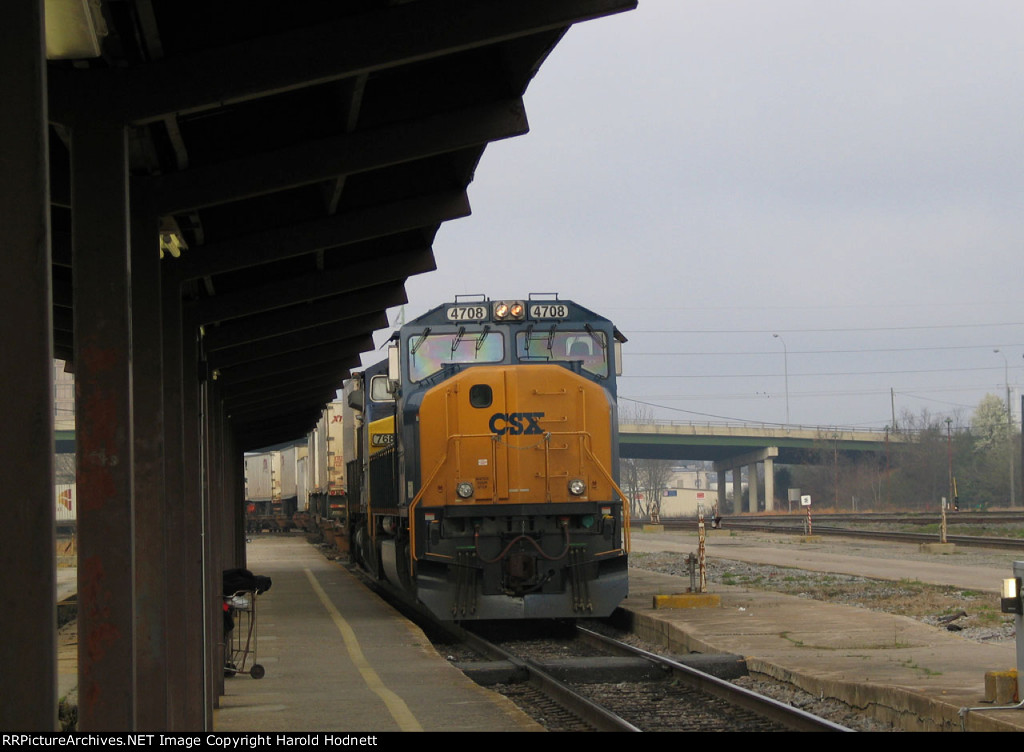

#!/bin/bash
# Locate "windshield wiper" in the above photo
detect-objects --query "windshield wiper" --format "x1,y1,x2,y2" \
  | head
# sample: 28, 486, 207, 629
474, 325, 491, 353
410, 326, 431, 355
450, 326, 466, 356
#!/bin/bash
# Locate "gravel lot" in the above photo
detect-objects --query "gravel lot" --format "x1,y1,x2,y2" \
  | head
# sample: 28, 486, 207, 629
624, 537, 1019, 731
631, 534, 1017, 643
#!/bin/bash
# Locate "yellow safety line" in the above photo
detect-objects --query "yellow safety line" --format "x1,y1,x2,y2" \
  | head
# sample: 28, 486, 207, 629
303, 568, 423, 732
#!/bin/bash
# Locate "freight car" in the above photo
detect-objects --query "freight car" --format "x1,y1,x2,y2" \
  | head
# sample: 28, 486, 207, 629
243, 450, 281, 532
343, 294, 630, 621
243, 445, 307, 532
303, 401, 348, 542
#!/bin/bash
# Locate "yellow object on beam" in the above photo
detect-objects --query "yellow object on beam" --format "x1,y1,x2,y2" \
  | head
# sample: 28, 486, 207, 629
653, 593, 721, 609
45, 0, 107, 60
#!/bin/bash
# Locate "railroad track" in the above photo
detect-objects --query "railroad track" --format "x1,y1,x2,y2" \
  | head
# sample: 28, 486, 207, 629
717, 520, 1024, 551
652, 517, 1024, 551
335, 544, 867, 731
340, 546, 857, 731
441, 620, 852, 732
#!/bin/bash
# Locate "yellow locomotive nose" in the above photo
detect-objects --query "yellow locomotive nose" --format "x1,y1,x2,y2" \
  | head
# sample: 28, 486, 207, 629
415, 364, 615, 507
409, 363, 628, 620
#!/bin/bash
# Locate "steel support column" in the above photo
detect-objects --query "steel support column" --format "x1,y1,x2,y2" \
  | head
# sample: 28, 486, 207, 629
207, 380, 227, 704
131, 210, 168, 729
161, 271, 199, 729
0, 0, 56, 731
181, 314, 210, 728
231, 428, 247, 568
72, 120, 136, 730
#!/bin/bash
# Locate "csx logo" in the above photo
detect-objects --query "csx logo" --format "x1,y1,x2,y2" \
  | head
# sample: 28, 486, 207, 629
488, 412, 545, 435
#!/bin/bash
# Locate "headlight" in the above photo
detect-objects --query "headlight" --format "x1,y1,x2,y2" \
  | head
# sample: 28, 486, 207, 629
456, 482, 475, 499
493, 300, 525, 321
568, 478, 586, 496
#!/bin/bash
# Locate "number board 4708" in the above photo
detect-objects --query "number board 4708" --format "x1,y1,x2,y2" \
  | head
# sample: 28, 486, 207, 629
529, 303, 569, 319
446, 305, 488, 322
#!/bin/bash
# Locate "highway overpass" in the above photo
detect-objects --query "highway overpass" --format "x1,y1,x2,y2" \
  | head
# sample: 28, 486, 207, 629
619, 422, 905, 513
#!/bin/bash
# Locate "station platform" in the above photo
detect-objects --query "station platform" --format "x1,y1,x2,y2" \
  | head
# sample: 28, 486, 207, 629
624, 529, 1024, 733
213, 535, 541, 732
57, 530, 1024, 732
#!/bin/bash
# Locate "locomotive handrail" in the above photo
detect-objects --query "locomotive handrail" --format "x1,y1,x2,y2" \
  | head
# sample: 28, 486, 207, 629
579, 441, 631, 553
407, 449, 452, 563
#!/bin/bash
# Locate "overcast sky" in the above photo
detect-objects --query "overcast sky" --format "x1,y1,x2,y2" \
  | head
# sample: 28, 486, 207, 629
376, 0, 1024, 431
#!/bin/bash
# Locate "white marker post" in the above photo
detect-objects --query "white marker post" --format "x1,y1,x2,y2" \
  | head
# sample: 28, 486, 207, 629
696, 505, 707, 593
940, 497, 948, 544
801, 494, 812, 535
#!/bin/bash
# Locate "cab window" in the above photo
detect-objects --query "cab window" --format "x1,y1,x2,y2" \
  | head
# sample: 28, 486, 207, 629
408, 330, 505, 382
368, 374, 394, 402
516, 330, 608, 378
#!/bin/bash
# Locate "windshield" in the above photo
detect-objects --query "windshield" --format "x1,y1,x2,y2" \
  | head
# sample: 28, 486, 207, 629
407, 330, 505, 382
515, 329, 608, 378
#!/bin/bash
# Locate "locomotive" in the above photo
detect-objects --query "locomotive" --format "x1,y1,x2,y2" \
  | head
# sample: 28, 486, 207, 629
343, 294, 630, 620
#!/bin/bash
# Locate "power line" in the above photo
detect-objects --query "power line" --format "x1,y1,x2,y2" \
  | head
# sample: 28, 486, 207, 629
607, 301, 1022, 313
619, 396, 768, 425
620, 365, 1013, 379
626, 322, 1024, 334
627, 343, 1024, 356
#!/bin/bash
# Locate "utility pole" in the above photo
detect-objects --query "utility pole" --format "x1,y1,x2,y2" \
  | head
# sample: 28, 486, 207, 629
773, 333, 789, 425
995, 350, 1015, 507
946, 417, 953, 510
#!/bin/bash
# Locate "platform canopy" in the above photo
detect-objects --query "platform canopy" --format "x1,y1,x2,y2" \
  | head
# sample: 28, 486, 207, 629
46, 0, 636, 449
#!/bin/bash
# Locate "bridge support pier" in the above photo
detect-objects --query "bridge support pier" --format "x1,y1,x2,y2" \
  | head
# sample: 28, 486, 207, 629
714, 447, 779, 514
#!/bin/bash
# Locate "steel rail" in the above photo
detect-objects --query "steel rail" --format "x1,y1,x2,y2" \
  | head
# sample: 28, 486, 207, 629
348, 559, 850, 731
719, 520, 1024, 551
576, 626, 853, 732
455, 625, 642, 732
349, 572, 643, 732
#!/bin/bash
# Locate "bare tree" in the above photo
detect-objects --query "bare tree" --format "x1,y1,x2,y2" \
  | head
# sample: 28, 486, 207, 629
620, 456, 643, 519
618, 401, 652, 518
640, 459, 673, 520
54, 453, 76, 484
618, 400, 675, 520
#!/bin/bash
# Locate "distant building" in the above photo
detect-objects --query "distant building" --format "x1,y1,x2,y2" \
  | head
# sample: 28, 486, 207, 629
54, 360, 75, 431
657, 464, 742, 518
54, 360, 75, 484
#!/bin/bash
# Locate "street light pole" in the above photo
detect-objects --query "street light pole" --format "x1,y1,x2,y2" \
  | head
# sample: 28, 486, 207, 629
946, 417, 953, 511
773, 333, 790, 425
995, 349, 1015, 508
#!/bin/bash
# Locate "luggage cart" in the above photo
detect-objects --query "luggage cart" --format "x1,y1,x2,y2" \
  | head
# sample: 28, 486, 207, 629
224, 590, 265, 679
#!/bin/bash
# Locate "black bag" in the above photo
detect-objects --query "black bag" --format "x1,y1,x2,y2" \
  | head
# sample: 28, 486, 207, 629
223, 567, 273, 596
